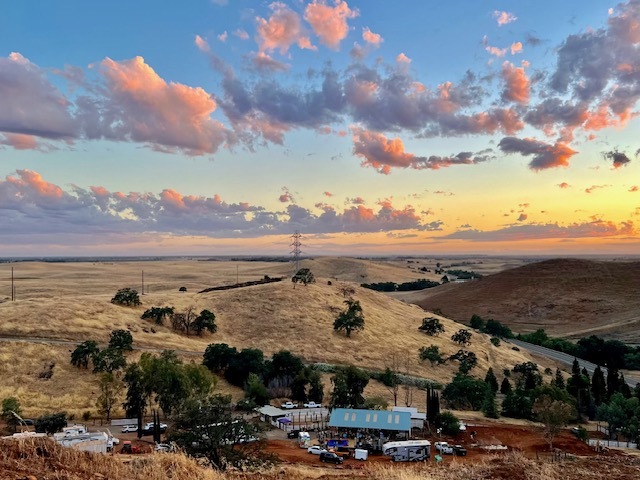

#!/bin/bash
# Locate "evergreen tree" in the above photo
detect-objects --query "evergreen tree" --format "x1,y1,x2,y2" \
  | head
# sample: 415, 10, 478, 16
484, 367, 499, 393
482, 389, 499, 419
500, 377, 512, 395
619, 374, 632, 398
553, 368, 566, 390
591, 366, 607, 405
607, 367, 622, 400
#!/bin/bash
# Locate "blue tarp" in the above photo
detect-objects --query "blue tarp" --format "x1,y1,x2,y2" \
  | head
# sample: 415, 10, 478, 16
278, 418, 292, 424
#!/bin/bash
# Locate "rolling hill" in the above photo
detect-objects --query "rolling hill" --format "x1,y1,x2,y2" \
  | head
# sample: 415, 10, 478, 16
407, 258, 640, 343
0, 258, 550, 416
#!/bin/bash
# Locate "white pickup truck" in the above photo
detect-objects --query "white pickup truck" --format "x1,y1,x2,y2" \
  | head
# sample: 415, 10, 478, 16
281, 401, 299, 409
303, 401, 322, 408
434, 441, 454, 454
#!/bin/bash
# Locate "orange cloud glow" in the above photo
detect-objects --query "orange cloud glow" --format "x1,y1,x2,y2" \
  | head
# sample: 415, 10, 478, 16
304, 0, 358, 50
502, 62, 530, 104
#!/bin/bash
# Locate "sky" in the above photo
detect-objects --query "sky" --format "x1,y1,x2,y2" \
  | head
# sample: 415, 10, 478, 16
1, 0, 639, 256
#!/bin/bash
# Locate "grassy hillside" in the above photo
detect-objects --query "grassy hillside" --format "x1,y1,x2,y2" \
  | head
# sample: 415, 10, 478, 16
407, 258, 640, 342
0, 258, 553, 415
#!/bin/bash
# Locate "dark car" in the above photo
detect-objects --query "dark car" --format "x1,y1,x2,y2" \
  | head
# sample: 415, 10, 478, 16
320, 452, 344, 464
287, 429, 300, 439
453, 445, 467, 456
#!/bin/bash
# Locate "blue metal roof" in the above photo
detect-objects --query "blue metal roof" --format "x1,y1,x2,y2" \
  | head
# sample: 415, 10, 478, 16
328, 408, 411, 432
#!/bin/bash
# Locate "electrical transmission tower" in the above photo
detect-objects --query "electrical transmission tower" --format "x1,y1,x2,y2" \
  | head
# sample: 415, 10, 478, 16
290, 231, 303, 272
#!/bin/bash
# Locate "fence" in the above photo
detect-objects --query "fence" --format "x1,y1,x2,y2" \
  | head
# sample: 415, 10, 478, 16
588, 439, 638, 450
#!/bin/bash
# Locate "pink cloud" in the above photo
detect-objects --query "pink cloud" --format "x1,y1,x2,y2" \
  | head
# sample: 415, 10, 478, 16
501, 62, 530, 104
218, 31, 228, 42
510, 42, 523, 54
499, 137, 578, 170
349, 196, 365, 205
304, 0, 358, 50
324, 191, 333, 197
351, 128, 491, 174
251, 52, 290, 72
7, 169, 63, 199
629, 186, 638, 192
195, 35, 210, 52
0, 133, 38, 150
279, 194, 292, 202
0, 52, 76, 141
558, 182, 571, 189
493, 10, 517, 26
362, 27, 383, 46
396, 53, 411, 64
96, 56, 229, 155
517, 213, 528, 222
256, 3, 314, 54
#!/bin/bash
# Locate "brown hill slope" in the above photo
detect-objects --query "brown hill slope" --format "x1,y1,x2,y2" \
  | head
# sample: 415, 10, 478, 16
0, 260, 550, 415
409, 258, 640, 342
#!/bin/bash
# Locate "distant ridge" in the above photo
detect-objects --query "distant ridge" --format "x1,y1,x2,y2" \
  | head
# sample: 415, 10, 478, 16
410, 258, 640, 343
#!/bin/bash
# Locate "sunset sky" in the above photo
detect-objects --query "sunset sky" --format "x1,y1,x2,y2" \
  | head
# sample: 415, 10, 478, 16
1, 0, 639, 256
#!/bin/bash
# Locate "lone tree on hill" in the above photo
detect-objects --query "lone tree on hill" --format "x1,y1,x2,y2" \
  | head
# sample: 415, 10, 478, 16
451, 329, 472, 346
419, 345, 444, 366
109, 329, 134, 351
333, 299, 365, 337
419, 317, 445, 336
70, 340, 100, 369
193, 309, 217, 336
111, 288, 141, 307
292, 268, 315, 286
141, 306, 175, 325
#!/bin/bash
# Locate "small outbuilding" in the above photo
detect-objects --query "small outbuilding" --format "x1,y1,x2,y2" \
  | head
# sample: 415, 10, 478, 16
392, 406, 427, 430
257, 405, 289, 424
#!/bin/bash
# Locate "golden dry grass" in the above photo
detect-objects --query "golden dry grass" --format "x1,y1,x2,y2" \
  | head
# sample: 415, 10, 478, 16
0, 258, 551, 415
2, 438, 640, 480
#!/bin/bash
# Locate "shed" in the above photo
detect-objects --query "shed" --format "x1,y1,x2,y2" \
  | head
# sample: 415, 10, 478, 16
257, 405, 289, 423
328, 408, 411, 434
392, 407, 427, 429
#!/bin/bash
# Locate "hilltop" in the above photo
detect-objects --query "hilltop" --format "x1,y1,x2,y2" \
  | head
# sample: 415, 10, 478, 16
406, 258, 640, 342
0, 258, 548, 416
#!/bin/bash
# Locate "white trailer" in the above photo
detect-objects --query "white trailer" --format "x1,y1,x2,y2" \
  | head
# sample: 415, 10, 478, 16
383, 440, 431, 462
354, 448, 369, 461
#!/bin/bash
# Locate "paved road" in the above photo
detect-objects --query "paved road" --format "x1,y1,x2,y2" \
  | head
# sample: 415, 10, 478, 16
509, 339, 640, 387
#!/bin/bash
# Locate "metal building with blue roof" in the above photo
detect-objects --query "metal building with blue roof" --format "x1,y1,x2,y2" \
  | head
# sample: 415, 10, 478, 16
328, 408, 411, 434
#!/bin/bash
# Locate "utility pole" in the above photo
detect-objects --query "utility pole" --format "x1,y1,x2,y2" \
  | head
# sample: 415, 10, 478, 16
290, 231, 303, 273
11, 267, 14, 301
141, 270, 144, 295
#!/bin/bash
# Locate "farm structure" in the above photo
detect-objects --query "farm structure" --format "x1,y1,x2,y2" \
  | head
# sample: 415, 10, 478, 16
391, 406, 427, 430
327, 408, 411, 452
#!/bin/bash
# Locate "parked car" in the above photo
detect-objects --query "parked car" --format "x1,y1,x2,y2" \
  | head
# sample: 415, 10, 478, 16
307, 445, 327, 455
434, 441, 454, 454
287, 429, 301, 439
320, 451, 344, 464
453, 445, 467, 456
303, 401, 322, 408
142, 422, 168, 435
121, 425, 138, 433
332, 446, 351, 458
281, 401, 298, 409
154, 443, 173, 453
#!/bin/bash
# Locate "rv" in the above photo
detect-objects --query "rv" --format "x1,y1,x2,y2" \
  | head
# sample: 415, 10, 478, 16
298, 431, 311, 448
382, 440, 431, 462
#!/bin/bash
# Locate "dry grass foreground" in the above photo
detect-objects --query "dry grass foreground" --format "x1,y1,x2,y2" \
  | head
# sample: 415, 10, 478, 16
0, 259, 546, 413
2, 437, 640, 480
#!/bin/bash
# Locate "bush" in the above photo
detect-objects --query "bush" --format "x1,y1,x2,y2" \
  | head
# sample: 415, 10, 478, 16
35, 412, 67, 434
435, 411, 461, 436
419, 317, 445, 336
490, 337, 501, 347
110, 288, 140, 306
